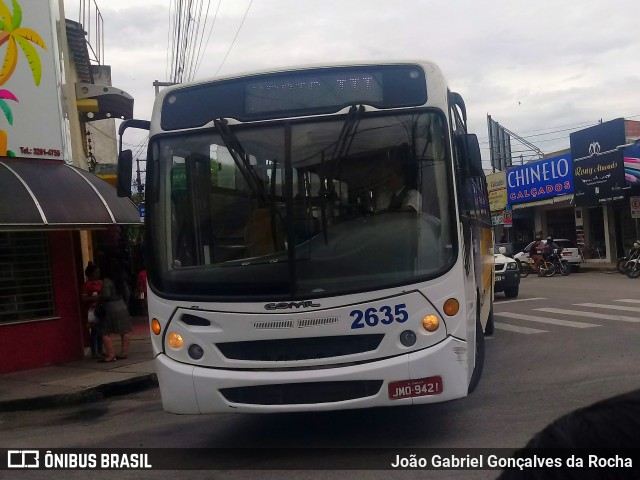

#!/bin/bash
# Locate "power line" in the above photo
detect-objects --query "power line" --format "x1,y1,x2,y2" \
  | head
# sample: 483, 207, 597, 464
214, 0, 253, 77
194, 0, 221, 78
186, 0, 210, 81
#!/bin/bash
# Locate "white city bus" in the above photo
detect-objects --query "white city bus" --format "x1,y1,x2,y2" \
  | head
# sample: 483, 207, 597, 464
118, 61, 494, 414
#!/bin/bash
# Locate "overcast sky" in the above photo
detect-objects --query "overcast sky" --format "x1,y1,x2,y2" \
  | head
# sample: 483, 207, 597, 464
64, 0, 640, 167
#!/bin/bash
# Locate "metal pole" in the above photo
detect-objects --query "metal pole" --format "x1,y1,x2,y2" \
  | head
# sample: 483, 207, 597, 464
136, 157, 142, 197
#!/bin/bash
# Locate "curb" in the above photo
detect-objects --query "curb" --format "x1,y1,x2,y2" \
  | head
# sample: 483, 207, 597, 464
0, 373, 158, 413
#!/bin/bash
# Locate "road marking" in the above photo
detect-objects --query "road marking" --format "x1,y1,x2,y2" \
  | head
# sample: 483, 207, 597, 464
494, 323, 548, 334
495, 312, 599, 328
536, 308, 640, 323
495, 297, 546, 305
615, 299, 640, 304
575, 303, 640, 313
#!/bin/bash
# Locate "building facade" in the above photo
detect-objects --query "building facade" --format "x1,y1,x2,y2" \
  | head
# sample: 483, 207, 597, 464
0, 0, 139, 373
487, 118, 640, 263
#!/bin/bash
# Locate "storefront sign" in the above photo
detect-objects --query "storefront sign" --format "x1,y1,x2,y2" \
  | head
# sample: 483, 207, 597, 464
573, 150, 625, 206
506, 154, 573, 204
1, 0, 68, 160
570, 118, 626, 160
624, 144, 640, 186
486, 171, 507, 212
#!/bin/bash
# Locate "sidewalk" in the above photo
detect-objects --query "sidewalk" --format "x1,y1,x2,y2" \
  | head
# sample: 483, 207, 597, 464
579, 261, 617, 272
0, 316, 157, 412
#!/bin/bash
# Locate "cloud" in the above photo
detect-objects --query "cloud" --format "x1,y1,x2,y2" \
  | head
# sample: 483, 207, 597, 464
86, 0, 640, 159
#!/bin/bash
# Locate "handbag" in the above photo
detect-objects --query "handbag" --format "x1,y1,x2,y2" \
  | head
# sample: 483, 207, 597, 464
94, 302, 106, 320
87, 307, 98, 325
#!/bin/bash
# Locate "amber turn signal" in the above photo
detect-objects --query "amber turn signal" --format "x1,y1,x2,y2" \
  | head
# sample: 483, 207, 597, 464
422, 315, 439, 332
443, 298, 459, 316
151, 318, 161, 335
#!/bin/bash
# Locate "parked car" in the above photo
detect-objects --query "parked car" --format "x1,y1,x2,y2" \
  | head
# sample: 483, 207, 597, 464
513, 238, 582, 272
494, 246, 520, 298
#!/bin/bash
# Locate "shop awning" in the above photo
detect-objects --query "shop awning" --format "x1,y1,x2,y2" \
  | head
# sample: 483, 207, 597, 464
511, 194, 574, 210
0, 159, 142, 230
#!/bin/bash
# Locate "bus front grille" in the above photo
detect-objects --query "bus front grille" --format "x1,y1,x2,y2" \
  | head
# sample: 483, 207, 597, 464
220, 380, 384, 405
215, 334, 384, 362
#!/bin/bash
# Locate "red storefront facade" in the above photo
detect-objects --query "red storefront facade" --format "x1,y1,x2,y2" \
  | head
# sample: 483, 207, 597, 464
0, 1, 137, 374
0, 232, 84, 373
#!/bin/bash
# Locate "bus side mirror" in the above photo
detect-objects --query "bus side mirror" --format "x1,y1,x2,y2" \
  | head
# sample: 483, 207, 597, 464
117, 149, 133, 198
465, 134, 483, 177
455, 133, 483, 178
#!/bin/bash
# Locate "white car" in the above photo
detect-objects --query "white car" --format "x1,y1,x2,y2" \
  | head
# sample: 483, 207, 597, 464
494, 246, 520, 298
514, 239, 582, 272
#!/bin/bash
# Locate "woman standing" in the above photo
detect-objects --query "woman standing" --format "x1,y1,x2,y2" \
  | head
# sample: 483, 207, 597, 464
80, 263, 103, 359
99, 258, 132, 362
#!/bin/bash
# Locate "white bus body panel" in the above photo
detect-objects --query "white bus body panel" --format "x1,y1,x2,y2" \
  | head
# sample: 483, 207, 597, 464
156, 336, 468, 414
148, 256, 477, 414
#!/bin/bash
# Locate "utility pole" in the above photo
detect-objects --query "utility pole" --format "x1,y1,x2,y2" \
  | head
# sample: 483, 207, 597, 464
153, 80, 178, 96
135, 157, 145, 202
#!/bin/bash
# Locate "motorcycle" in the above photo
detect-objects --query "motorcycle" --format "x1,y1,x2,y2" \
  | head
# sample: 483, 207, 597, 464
618, 242, 640, 276
539, 249, 571, 277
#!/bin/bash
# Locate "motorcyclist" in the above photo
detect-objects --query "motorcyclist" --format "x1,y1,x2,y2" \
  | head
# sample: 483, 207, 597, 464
542, 236, 560, 261
530, 236, 543, 269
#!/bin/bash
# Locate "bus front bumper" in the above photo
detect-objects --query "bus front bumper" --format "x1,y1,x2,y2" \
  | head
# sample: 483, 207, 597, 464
155, 336, 470, 414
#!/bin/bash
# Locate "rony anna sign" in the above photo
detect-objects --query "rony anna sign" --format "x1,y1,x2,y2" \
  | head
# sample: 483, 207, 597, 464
507, 154, 573, 204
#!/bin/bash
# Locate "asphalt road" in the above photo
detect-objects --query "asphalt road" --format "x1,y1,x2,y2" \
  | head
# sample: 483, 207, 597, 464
2, 271, 639, 480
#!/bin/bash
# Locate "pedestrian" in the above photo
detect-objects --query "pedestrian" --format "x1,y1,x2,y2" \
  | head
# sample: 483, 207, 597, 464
99, 258, 132, 362
80, 262, 103, 359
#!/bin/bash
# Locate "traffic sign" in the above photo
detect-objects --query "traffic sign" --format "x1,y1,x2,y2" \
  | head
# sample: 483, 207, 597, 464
631, 196, 640, 219
502, 210, 512, 227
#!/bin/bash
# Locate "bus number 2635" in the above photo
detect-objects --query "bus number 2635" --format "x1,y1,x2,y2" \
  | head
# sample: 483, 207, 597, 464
350, 304, 408, 329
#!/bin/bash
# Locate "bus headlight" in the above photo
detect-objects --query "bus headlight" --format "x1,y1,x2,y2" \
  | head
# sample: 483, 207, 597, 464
422, 315, 439, 332
167, 332, 184, 349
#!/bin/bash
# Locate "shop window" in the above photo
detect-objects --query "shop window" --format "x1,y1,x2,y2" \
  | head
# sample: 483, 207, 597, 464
0, 232, 55, 323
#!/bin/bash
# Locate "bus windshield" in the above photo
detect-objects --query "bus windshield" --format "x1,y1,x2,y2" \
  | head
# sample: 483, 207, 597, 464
149, 110, 457, 299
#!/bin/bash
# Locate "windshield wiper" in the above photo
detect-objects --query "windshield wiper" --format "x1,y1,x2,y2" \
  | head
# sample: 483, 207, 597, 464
318, 104, 365, 244
214, 118, 269, 207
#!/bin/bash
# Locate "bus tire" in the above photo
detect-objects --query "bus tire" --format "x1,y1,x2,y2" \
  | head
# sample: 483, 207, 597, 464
485, 302, 494, 336
468, 314, 485, 394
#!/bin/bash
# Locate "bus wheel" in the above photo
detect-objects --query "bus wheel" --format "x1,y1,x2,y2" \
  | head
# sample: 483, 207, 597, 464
468, 314, 485, 394
485, 302, 494, 336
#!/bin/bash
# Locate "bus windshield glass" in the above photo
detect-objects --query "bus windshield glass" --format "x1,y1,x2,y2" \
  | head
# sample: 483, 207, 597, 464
149, 110, 456, 298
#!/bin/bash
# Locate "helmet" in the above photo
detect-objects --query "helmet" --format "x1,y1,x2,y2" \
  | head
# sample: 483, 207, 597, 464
547, 236, 552, 241
634, 241, 640, 249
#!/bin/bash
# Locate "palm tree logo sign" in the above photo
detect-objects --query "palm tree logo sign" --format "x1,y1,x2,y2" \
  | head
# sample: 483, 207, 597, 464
0, 0, 47, 156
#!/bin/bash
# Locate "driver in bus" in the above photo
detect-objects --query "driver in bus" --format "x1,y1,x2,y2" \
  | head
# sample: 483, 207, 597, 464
375, 163, 422, 213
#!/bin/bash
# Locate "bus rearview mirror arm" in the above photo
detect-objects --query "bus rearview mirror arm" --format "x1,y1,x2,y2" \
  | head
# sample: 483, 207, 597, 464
117, 119, 151, 198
